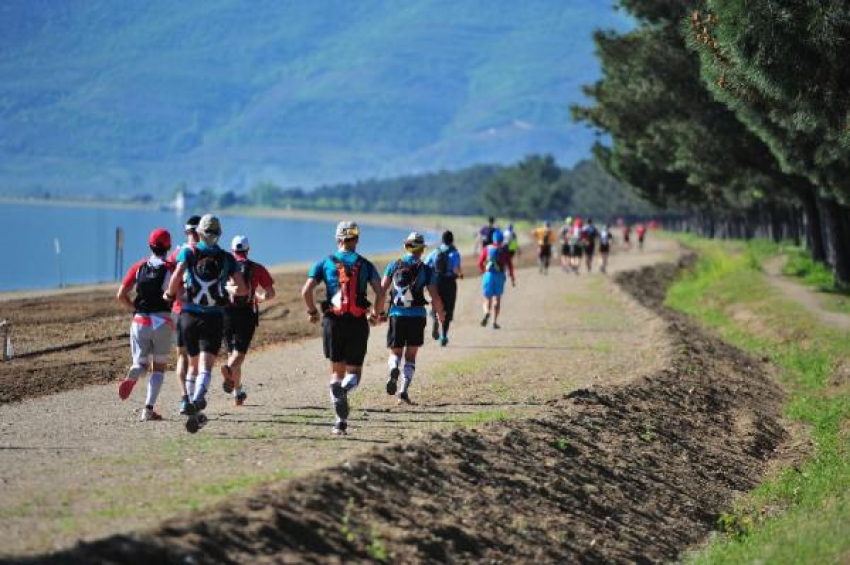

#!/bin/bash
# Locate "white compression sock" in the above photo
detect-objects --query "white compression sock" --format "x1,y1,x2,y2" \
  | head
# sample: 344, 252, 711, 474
146, 372, 164, 407
342, 373, 360, 393
401, 362, 415, 394
388, 354, 401, 370
193, 370, 211, 403
185, 373, 196, 396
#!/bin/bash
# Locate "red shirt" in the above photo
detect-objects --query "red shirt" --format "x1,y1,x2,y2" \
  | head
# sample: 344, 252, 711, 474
233, 254, 275, 305
477, 245, 514, 277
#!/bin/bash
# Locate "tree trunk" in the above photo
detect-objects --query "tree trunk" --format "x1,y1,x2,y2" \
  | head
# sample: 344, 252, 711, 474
799, 186, 826, 262
818, 197, 850, 289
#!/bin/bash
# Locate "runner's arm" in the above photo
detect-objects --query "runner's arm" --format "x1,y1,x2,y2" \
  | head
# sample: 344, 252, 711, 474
164, 262, 186, 302
368, 273, 386, 322
301, 278, 320, 322
477, 248, 487, 272
116, 283, 135, 312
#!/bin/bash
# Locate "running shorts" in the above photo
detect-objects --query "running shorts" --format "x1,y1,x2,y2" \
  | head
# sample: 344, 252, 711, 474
569, 244, 584, 258
436, 277, 457, 322
322, 314, 370, 366
538, 244, 552, 259
386, 316, 426, 348
585, 244, 596, 256
600, 243, 610, 253
180, 311, 224, 357
561, 244, 570, 256
223, 307, 259, 354
482, 271, 506, 298
130, 313, 173, 365
173, 312, 186, 348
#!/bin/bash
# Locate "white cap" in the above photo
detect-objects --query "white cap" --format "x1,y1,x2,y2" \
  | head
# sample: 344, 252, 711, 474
231, 235, 249, 253
404, 232, 426, 247
336, 221, 360, 240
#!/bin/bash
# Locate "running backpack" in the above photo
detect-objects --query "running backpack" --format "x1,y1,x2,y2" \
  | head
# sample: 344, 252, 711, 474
326, 256, 370, 317
232, 258, 255, 307
480, 226, 495, 247
184, 247, 229, 307
600, 230, 612, 246
390, 260, 428, 308
484, 245, 505, 273
134, 261, 171, 313
434, 247, 453, 276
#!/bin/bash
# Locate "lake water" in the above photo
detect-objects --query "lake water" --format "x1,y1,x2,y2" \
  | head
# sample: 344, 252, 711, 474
0, 202, 417, 292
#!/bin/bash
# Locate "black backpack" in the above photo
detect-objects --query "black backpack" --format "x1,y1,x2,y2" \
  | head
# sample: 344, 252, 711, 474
390, 260, 428, 308
434, 246, 454, 276
134, 262, 170, 313
185, 247, 229, 307
232, 258, 255, 306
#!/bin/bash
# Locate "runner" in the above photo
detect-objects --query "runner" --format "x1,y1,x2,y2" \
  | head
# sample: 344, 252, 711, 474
558, 217, 573, 272
478, 229, 515, 329
164, 214, 247, 433
167, 215, 201, 415
424, 230, 463, 347
221, 235, 276, 406
599, 224, 614, 273
582, 218, 599, 273
531, 220, 556, 274
568, 217, 585, 274
636, 222, 647, 251
382, 232, 445, 405
622, 223, 632, 250
475, 216, 497, 253
116, 228, 175, 422
503, 223, 520, 260
301, 221, 385, 436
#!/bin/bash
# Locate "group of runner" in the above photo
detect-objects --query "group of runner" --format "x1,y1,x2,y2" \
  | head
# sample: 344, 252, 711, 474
115, 213, 640, 436
116, 214, 275, 433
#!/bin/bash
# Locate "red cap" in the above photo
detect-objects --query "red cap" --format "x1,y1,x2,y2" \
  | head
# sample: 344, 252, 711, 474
148, 228, 172, 250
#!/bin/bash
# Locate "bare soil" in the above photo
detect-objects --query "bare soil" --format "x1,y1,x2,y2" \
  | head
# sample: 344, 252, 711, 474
0, 240, 789, 564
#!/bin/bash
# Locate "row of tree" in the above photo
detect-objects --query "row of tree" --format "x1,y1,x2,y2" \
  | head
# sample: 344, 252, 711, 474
190, 157, 657, 223
573, 0, 850, 287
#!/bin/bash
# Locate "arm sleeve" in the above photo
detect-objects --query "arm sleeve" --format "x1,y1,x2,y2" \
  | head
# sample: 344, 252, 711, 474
120, 260, 142, 288
256, 264, 274, 288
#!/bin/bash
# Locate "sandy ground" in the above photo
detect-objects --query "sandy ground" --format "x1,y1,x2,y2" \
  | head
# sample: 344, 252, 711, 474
1, 240, 676, 557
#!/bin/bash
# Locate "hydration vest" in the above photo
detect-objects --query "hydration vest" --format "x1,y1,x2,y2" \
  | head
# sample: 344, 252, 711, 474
184, 246, 229, 307
600, 230, 612, 246
434, 246, 454, 277
390, 260, 428, 308
480, 226, 495, 246
232, 258, 255, 307
326, 255, 370, 317
134, 260, 171, 313
484, 245, 506, 273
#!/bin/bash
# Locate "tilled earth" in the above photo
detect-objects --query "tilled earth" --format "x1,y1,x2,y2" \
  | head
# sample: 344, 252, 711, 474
5, 250, 790, 564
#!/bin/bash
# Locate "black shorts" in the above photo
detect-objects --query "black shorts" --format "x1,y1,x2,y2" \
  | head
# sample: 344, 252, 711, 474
600, 244, 610, 253
180, 311, 223, 357
435, 277, 457, 322
561, 244, 570, 256
585, 244, 595, 256
224, 307, 258, 354
174, 312, 186, 348
322, 314, 370, 366
387, 316, 426, 348
538, 244, 552, 258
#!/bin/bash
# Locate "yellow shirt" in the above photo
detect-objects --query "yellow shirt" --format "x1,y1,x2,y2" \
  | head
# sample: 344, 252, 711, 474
532, 227, 555, 245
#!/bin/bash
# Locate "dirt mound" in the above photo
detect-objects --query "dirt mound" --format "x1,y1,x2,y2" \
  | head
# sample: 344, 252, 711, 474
9, 254, 787, 565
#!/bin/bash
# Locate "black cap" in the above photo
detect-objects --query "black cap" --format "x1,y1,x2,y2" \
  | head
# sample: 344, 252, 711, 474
442, 230, 454, 245
185, 215, 202, 232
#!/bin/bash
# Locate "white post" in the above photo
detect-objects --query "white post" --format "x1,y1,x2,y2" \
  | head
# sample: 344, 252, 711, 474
54, 237, 64, 288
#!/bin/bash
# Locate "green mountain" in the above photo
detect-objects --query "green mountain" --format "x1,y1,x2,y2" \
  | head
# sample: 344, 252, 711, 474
0, 1, 631, 197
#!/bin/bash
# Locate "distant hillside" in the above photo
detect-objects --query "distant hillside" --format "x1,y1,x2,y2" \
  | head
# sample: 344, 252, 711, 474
0, 1, 630, 197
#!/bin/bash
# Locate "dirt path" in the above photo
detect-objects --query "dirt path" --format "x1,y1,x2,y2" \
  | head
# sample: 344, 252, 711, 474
1, 242, 675, 558
763, 256, 850, 332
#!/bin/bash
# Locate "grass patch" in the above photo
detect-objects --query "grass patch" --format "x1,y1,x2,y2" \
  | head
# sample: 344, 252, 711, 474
667, 236, 850, 564
455, 410, 511, 426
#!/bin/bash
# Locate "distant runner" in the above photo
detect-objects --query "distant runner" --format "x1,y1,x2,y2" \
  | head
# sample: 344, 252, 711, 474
301, 221, 385, 436
116, 228, 175, 422
581, 218, 599, 273
636, 223, 647, 251
568, 217, 585, 274
599, 224, 614, 274
164, 214, 247, 433
558, 217, 573, 272
532, 220, 556, 274
622, 223, 632, 250
221, 235, 276, 406
503, 223, 520, 260
167, 215, 200, 415
478, 229, 515, 329
475, 216, 497, 253
382, 232, 445, 405
424, 230, 462, 347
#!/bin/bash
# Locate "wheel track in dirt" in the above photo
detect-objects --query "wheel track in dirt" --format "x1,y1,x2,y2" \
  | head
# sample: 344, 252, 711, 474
4, 244, 790, 564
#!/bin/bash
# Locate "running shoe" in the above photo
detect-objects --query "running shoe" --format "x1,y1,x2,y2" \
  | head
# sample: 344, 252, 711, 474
431, 322, 440, 341
197, 413, 208, 429
140, 406, 163, 421
330, 382, 350, 420
493, 322, 501, 330
235, 390, 247, 407
185, 415, 199, 434
179, 396, 190, 415
118, 378, 137, 401
332, 420, 348, 436
386, 367, 400, 395
398, 392, 414, 405
480, 313, 490, 327
440, 336, 448, 347
221, 365, 235, 394
194, 398, 207, 412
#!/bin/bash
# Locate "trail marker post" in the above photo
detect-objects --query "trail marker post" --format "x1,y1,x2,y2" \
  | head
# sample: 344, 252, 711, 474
54, 237, 64, 288
0, 320, 11, 362
115, 227, 124, 281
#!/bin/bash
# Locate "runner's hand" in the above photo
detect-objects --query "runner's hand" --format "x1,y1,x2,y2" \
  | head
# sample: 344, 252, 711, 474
307, 310, 320, 324
437, 310, 446, 324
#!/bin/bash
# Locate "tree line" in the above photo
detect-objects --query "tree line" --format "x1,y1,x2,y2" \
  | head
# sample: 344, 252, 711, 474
572, 0, 850, 288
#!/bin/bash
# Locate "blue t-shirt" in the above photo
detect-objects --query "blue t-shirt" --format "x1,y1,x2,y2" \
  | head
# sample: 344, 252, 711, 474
384, 254, 434, 317
424, 245, 461, 279
177, 242, 237, 314
309, 251, 379, 305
